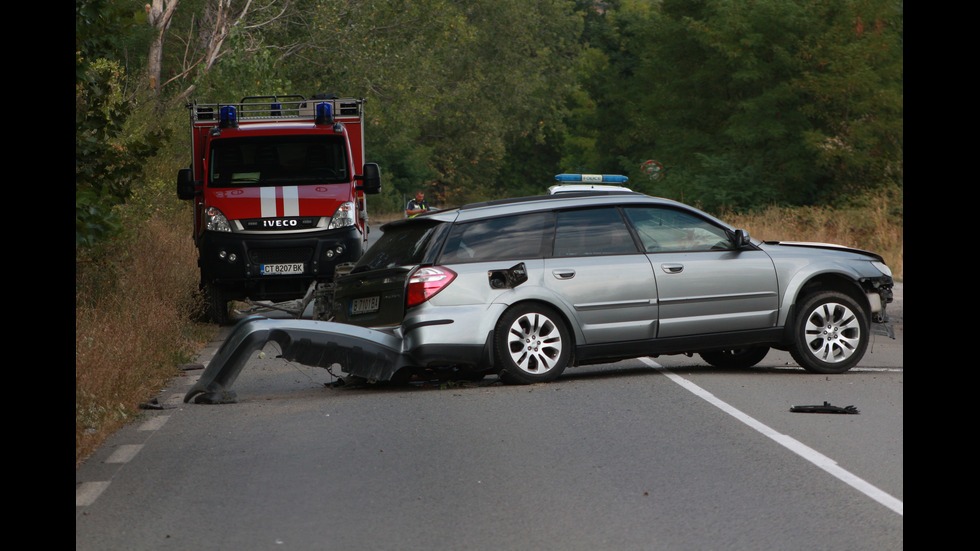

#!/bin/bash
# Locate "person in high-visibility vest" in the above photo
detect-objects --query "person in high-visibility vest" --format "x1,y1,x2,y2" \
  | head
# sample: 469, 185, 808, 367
405, 190, 430, 218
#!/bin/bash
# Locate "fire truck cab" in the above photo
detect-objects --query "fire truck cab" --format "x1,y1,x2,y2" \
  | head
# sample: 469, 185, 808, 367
176, 94, 381, 324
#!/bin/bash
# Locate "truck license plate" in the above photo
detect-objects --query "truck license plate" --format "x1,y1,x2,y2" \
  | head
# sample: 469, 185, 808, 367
351, 296, 380, 315
260, 263, 304, 275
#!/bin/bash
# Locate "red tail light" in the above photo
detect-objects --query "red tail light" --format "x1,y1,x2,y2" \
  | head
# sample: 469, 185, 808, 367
406, 266, 457, 307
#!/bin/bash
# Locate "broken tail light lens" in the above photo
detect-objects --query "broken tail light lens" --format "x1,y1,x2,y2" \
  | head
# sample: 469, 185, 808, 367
406, 266, 457, 308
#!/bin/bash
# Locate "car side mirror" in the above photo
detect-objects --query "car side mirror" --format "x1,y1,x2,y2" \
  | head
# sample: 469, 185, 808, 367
357, 163, 382, 195
176, 168, 199, 200
731, 229, 751, 249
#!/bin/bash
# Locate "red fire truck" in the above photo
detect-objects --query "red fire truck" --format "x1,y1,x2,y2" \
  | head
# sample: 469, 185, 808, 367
176, 94, 381, 324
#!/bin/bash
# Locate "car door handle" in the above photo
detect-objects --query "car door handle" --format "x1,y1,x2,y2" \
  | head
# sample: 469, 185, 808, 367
661, 263, 684, 274
552, 270, 576, 280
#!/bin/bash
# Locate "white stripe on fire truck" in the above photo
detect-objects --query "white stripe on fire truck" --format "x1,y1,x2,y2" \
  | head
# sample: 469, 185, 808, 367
260, 187, 277, 218
259, 187, 300, 217
282, 186, 299, 216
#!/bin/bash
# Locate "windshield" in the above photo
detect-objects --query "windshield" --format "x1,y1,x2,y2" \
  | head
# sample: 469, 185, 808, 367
209, 135, 349, 187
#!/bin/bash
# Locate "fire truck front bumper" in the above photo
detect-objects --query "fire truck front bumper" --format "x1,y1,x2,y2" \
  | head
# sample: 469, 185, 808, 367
184, 317, 410, 404
199, 226, 364, 302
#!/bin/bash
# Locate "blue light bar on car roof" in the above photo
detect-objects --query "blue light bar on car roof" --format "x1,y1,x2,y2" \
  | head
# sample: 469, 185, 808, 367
554, 174, 629, 183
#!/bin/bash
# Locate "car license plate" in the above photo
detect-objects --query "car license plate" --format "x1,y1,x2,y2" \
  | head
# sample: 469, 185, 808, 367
351, 296, 380, 315
260, 263, 304, 275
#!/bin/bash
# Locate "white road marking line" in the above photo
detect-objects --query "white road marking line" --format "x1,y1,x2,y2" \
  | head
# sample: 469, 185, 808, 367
139, 415, 170, 431
640, 357, 903, 516
78, 413, 174, 507
76, 481, 111, 507
106, 444, 143, 464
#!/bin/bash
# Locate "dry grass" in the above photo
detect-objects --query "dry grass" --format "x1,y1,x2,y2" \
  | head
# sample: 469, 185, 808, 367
721, 189, 903, 281
76, 214, 216, 467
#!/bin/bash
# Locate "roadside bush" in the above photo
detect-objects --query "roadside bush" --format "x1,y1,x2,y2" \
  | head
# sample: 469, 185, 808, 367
76, 212, 215, 466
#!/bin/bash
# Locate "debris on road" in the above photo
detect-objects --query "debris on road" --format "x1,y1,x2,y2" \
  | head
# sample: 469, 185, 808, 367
790, 402, 859, 414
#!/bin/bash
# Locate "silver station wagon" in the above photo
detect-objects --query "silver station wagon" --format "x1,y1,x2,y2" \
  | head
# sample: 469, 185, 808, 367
186, 177, 894, 403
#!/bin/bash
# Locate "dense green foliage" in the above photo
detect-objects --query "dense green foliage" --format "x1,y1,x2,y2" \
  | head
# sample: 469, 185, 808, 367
579, 0, 904, 211
76, 0, 163, 248
76, 0, 902, 248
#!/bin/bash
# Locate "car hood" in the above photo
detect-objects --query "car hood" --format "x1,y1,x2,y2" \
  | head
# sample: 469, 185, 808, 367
758, 240, 885, 263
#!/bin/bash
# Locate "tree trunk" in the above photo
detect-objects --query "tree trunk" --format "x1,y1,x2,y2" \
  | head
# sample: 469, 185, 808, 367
146, 0, 180, 94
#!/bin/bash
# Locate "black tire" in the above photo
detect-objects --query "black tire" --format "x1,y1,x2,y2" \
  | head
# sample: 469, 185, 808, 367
494, 303, 570, 384
699, 346, 770, 369
389, 366, 419, 385
789, 290, 869, 374
203, 283, 231, 325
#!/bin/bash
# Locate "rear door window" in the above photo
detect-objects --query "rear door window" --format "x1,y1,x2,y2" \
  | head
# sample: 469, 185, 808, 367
439, 212, 555, 263
553, 208, 639, 257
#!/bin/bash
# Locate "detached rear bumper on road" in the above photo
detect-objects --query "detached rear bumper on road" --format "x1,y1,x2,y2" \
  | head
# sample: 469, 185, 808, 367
184, 317, 409, 404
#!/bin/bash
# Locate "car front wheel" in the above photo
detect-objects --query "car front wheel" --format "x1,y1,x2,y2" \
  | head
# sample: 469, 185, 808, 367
495, 304, 570, 384
790, 291, 869, 374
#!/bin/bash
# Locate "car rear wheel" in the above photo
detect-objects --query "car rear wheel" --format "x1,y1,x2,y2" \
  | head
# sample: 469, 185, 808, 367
790, 291, 869, 374
699, 346, 770, 369
494, 304, 570, 384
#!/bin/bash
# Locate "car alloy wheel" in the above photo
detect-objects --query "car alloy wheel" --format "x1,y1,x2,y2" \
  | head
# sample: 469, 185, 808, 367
495, 304, 570, 384
790, 291, 869, 374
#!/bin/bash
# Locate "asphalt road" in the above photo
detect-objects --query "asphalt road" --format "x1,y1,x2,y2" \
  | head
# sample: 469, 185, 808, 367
76, 282, 903, 550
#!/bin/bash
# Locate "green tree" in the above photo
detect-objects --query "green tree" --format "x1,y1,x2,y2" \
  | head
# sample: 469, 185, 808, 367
795, 0, 903, 198
561, 0, 902, 211
275, 0, 469, 201
396, 0, 585, 203
76, 0, 163, 249
272, 0, 585, 205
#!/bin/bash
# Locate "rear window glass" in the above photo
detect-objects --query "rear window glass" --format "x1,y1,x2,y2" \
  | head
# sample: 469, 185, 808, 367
354, 221, 443, 271
553, 208, 638, 257
439, 212, 555, 263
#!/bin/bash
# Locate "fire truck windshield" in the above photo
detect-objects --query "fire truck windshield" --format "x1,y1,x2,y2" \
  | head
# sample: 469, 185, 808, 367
209, 135, 349, 187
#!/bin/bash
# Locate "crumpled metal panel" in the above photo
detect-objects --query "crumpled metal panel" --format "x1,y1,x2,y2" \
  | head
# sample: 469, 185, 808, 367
184, 317, 408, 404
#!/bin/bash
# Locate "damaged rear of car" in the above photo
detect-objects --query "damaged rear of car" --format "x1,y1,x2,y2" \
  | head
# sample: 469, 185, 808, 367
185, 189, 893, 403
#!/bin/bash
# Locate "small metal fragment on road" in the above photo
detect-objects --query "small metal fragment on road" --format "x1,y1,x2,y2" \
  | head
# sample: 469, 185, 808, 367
138, 398, 175, 410
790, 401, 859, 414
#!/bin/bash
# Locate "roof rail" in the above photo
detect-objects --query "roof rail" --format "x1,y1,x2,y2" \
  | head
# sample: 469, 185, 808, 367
188, 96, 364, 124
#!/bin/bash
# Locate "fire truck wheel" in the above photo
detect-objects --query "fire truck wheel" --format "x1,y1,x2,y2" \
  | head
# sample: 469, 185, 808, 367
203, 283, 231, 325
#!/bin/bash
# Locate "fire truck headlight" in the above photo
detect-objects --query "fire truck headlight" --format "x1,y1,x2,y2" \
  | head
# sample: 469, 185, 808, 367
328, 202, 356, 229
205, 207, 232, 232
